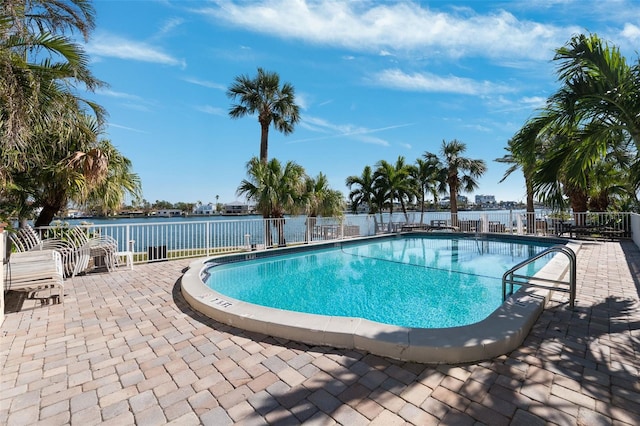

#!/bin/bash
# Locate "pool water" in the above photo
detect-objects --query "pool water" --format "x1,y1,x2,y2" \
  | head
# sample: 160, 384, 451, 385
204, 235, 554, 328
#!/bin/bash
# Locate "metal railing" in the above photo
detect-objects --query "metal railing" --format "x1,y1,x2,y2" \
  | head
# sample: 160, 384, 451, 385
33, 210, 632, 265
502, 245, 577, 308
37, 215, 375, 264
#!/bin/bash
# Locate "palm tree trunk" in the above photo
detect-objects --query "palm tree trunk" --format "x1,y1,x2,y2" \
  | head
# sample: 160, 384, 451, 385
263, 215, 273, 247
276, 218, 286, 246
449, 186, 459, 227
400, 198, 409, 223
35, 203, 61, 227
260, 123, 269, 163
567, 186, 589, 226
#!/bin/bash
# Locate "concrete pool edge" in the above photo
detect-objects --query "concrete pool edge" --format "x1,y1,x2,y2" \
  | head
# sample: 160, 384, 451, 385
181, 236, 581, 364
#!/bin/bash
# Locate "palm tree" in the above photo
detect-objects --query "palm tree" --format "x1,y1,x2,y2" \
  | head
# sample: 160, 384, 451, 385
392, 156, 417, 222
227, 68, 300, 163
78, 140, 142, 218
237, 157, 306, 246
1, 0, 103, 156
345, 165, 377, 214
553, 33, 640, 151
373, 157, 413, 229
28, 110, 140, 226
1, 0, 108, 226
305, 173, 344, 218
508, 33, 640, 218
439, 140, 486, 226
496, 128, 542, 233
411, 153, 445, 224
304, 172, 344, 241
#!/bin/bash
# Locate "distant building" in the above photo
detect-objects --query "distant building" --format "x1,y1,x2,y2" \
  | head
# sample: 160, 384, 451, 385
224, 202, 249, 215
439, 195, 468, 207
193, 203, 215, 215
475, 195, 496, 205
156, 209, 182, 217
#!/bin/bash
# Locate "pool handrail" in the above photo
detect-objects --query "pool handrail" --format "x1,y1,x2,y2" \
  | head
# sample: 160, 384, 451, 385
502, 244, 576, 308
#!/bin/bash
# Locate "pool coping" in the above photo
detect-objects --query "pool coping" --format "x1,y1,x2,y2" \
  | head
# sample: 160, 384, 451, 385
181, 233, 581, 364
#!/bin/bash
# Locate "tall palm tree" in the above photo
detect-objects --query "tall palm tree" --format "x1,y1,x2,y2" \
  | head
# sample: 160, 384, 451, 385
345, 165, 377, 214
227, 68, 300, 163
439, 140, 486, 226
411, 153, 445, 224
237, 157, 306, 246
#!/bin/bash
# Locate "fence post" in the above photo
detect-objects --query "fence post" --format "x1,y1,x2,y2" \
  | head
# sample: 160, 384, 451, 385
125, 224, 130, 254
206, 221, 210, 257
509, 209, 513, 234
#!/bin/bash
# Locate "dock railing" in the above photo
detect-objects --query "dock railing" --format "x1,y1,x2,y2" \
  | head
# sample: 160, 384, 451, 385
35, 211, 634, 265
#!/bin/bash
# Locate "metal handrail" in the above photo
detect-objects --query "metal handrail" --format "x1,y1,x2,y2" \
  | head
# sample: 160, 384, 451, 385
502, 245, 577, 308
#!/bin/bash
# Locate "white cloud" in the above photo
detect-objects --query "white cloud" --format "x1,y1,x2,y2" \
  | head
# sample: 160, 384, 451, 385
621, 23, 640, 41
87, 33, 186, 67
371, 69, 514, 95
194, 0, 579, 61
490, 95, 548, 113
96, 89, 144, 101
291, 115, 415, 146
157, 17, 185, 37
183, 77, 227, 90
108, 123, 149, 133
295, 92, 310, 110
195, 105, 226, 116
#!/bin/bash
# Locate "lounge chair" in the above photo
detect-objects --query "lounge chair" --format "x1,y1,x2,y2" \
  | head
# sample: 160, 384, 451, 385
3, 250, 65, 302
67, 227, 118, 271
8, 226, 89, 277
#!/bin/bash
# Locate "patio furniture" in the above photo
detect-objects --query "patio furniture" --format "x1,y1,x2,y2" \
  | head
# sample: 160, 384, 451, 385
488, 221, 506, 233
459, 220, 481, 232
8, 226, 89, 277
115, 251, 134, 270
3, 250, 65, 302
67, 227, 118, 272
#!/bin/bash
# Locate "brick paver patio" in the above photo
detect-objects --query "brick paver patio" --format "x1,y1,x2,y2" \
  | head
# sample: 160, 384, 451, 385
1, 241, 639, 425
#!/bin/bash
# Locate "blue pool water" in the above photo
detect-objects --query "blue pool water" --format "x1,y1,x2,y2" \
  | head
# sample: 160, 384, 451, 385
203, 235, 555, 328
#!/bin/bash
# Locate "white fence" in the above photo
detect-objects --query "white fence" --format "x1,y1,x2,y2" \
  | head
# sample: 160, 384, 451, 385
35, 211, 635, 265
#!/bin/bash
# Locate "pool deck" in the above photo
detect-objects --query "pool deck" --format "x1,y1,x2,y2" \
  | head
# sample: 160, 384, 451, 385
1, 241, 639, 425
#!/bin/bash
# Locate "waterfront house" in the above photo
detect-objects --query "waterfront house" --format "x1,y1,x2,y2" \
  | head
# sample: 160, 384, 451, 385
223, 202, 249, 215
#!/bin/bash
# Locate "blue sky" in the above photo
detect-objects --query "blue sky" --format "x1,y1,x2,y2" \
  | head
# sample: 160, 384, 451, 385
83, 0, 640, 206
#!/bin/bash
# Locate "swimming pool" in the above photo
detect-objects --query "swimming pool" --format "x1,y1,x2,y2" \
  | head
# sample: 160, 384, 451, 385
182, 233, 578, 363
202, 236, 552, 328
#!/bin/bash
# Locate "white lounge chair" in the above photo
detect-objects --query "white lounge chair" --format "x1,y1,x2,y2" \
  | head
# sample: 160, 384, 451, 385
67, 227, 118, 272
3, 250, 65, 302
8, 226, 89, 277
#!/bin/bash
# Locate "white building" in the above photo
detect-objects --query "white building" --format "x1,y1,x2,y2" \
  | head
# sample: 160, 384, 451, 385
193, 203, 215, 215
